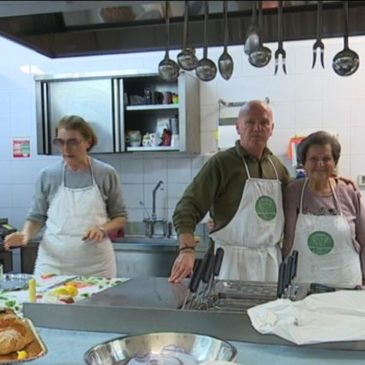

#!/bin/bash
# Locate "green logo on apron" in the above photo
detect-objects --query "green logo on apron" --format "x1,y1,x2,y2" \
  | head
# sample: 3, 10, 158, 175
308, 231, 334, 255
255, 196, 277, 221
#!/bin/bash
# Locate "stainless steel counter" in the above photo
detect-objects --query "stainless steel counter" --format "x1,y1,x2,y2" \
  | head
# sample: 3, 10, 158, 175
29, 327, 365, 365
23, 277, 365, 352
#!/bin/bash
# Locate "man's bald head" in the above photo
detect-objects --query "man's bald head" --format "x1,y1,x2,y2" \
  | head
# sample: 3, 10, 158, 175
236, 99, 275, 160
238, 100, 273, 121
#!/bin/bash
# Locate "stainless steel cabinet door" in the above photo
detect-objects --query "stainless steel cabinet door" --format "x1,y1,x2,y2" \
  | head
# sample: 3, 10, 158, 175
37, 78, 115, 154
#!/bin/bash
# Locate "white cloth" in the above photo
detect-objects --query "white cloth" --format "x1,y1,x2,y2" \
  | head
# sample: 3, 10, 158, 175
210, 157, 284, 281
291, 178, 362, 287
35, 161, 116, 277
247, 290, 365, 345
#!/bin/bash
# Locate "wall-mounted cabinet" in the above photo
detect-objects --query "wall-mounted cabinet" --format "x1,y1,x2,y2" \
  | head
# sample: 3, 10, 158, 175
35, 71, 200, 155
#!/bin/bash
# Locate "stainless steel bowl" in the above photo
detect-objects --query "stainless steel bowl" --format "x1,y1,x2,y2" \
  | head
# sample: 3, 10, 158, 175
84, 332, 237, 365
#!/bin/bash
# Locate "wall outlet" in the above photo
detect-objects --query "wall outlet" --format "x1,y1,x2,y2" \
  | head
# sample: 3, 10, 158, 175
358, 175, 365, 187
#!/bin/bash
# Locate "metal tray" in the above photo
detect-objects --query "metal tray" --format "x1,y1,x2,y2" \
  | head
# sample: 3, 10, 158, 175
0, 318, 48, 364
0, 274, 33, 292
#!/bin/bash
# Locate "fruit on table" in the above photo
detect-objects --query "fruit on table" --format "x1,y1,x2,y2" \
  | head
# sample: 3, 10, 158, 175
51, 283, 79, 304
17, 350, 28, 359
65, 283, 78, 296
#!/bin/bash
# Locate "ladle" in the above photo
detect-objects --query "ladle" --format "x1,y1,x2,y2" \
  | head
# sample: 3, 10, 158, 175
332, 0, 359, 76
177, 1, 198, 71
244, 0, 260, 56
195, 1, 217, 82
218, 0, 233, 80
248, 0, 272, 68
158, 1, 180, 82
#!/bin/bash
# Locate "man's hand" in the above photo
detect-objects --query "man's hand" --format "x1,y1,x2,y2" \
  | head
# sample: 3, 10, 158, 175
4, 232, 29, 250
168, 251, 196, 283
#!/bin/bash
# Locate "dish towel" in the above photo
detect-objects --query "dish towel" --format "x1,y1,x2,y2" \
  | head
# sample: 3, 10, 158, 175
247, 290, 365, 345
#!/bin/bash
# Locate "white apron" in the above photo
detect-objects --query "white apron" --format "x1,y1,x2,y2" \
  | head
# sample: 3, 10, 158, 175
291, 178, 362, 287
210, 157, 284, 281
34, 160, 116, 277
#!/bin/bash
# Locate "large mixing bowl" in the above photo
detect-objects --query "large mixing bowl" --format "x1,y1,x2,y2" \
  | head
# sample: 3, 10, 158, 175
84, 332, 237, 365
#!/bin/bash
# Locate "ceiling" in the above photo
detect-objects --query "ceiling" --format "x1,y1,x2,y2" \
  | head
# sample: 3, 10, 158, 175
0, 1, 364, 58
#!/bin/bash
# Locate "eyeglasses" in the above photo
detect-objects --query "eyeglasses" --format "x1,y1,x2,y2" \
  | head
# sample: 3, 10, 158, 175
307, 157, 334, 165
53, 138, 83, 148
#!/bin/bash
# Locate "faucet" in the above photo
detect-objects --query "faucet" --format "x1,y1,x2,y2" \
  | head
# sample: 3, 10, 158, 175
143, 180, 166, 238
152, 180, 164, 221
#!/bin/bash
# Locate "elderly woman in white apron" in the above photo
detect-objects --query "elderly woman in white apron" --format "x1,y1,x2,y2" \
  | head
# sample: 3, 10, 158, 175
170, 100, 291, 284
284, 131, 365, 287
4, 115, 127, 277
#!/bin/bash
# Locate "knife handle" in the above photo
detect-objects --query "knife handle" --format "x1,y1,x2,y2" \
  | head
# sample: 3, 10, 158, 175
291, 250, 299, 280
285, 256, 293, 289
213, 248, 224, 277
189, 258, 204, 293
277, 261, 286, 298
202, 252, 214, 284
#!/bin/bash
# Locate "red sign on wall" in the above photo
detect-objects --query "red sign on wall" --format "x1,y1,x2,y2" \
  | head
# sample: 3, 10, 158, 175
13, 138, 30, 158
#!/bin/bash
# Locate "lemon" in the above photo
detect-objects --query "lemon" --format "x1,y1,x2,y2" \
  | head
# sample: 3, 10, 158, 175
53, 287, 69, 296
65, 284, 78, 297
17, 350, 28, 359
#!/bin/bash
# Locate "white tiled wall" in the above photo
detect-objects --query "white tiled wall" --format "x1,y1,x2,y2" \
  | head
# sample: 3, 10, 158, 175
1, 34, 365, 234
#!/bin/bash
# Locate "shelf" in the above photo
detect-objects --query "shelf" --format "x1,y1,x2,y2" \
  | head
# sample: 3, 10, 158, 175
127, 146, 179, 152
126, 104, 179, 111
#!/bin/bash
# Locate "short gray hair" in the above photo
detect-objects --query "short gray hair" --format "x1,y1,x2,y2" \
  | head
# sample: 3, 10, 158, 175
298, 131, 341, 165
56, 115, 98, 151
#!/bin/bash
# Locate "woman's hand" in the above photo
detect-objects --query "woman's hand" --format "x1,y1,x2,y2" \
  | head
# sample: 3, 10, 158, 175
168, 251, 196, 284
82, 227, 106, 242
3, 232, 29, 250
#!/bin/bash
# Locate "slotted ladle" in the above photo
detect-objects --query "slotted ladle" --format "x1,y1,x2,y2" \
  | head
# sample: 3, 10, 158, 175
158, 1, 180, 81
332, 0, 359, 76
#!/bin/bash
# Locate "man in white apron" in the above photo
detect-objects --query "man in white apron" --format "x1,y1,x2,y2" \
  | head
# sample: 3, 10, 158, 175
169, 100, 290, 283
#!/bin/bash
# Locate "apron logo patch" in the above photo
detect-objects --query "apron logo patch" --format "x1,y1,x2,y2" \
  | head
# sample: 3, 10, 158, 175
307, 231, 334, 255
255, 195, 277, 221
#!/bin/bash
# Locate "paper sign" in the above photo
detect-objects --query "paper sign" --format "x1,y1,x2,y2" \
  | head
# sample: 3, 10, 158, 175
13, 138, 30, 158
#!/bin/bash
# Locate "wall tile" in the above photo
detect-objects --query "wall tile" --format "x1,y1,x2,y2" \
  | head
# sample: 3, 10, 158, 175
11, 184, 34, 208
122, 183, 144, 209
350, 126, 365, 155
143, 158, 168, 184
350, 98, 365, 126
295, 99, 322, 129
0, 185, 12, 207
167, 158, 192, 184
271, 101, 296, 129
323, 99, 351, 128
